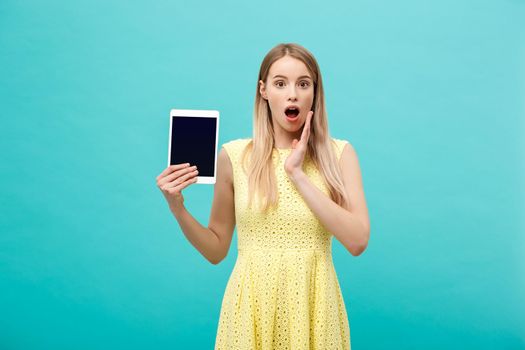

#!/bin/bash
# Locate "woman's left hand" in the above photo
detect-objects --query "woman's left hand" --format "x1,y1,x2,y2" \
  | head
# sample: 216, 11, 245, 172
284, 111, 313, 177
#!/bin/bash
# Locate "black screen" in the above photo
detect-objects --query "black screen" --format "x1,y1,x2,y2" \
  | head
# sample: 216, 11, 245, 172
169, 116, 217, 177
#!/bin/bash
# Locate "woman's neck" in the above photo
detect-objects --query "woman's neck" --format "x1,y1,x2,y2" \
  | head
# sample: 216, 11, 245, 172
273, 129, 302, 149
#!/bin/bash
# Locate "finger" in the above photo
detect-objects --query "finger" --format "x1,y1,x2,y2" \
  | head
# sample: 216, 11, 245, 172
166, 168, 199, 189
303, 111, 312, 130
160, 167, 196, 190
300, 112, 312, 143
157, 163, 190, 180
158, 165, 195, 185
160, 165, 197, 186
171, 177, 198, 193
305, 111, 313, 137
292, 139, 298, 149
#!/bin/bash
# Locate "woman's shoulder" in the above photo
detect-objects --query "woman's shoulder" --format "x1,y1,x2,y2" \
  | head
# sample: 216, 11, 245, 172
221, 138, 252, 159
222, 137, 252, 147
330, 137, 349, 148
222, 137, 252, 150
329, 137, 350, 160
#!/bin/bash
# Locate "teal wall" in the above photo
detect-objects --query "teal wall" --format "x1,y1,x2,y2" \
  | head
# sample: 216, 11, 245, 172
1, 0, 524, 349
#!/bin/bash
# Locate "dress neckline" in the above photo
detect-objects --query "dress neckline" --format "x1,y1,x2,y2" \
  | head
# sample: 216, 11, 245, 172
274, 147, 292, 153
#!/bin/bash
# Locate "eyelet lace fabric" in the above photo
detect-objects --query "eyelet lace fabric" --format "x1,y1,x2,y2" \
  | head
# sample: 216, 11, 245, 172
216, 138, 351, 350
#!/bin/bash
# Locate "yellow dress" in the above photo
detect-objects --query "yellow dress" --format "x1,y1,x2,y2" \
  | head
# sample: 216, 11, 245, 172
215, 138, 351, 350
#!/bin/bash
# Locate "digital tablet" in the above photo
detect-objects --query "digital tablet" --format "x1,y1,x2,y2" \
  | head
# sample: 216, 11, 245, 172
168, 109, 219, 184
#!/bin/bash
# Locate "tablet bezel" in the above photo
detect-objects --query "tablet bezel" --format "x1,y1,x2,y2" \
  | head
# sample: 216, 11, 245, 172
168, 109, 220, 185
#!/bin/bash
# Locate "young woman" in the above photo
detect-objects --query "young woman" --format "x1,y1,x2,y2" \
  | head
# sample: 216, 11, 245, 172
156, 43, 370, 349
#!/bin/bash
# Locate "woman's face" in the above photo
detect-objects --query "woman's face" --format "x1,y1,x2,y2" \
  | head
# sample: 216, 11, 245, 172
259, 55, 314, 135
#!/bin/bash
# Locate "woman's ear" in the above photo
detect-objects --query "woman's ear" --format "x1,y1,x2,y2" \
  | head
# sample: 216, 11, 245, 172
259, 80, 267, 100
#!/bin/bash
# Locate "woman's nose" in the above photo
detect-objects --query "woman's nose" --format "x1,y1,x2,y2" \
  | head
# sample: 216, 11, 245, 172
288, 86, 298, 100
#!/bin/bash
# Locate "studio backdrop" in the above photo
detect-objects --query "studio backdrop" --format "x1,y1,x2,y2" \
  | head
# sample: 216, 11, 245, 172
1, 0, 524, 349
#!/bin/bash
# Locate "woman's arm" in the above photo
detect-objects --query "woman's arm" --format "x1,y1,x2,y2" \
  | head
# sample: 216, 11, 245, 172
159, 147, 236, 264
287, 143, 370, 256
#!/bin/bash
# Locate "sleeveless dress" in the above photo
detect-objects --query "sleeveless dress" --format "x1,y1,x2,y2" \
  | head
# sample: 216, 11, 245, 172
215, 138, 351, 350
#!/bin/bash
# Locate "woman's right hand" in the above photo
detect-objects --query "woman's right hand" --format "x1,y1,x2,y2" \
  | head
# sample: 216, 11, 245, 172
156, 163, 199, 213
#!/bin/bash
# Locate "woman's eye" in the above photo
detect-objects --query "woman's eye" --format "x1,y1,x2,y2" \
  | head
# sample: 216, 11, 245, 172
275, 81, 285, 87
300, 81, 310, 88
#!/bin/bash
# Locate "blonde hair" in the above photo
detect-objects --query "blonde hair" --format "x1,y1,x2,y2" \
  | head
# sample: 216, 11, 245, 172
241, 43, 349, 212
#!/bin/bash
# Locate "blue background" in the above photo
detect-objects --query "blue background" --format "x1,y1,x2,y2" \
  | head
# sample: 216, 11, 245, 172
1, 0, 524, 349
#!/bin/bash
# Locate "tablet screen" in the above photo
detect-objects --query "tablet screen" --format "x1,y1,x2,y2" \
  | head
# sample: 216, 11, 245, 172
169, 116, 217, 177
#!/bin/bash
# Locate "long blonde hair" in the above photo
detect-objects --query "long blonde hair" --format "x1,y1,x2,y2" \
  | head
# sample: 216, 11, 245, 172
241, 43, 349, 212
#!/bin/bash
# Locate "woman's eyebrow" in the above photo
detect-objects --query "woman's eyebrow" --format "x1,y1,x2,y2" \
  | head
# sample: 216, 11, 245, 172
272, 74, 312, 80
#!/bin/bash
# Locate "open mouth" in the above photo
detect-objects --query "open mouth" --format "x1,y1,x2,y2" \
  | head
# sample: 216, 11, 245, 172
285, 107, 300, 120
